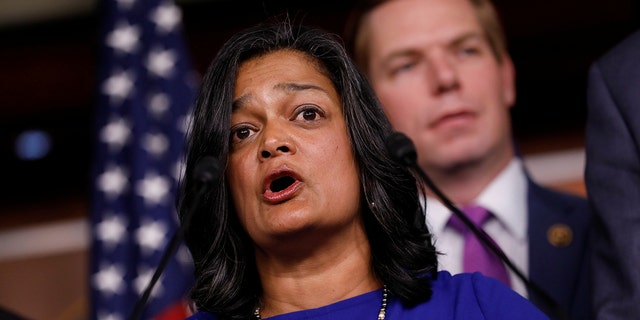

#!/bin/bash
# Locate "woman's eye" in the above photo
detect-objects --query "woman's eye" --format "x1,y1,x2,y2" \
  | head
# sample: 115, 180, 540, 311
302, 109, 318, 121
230, 126, 255, 143
236, 128, 251, 139
294, 106, 325, 122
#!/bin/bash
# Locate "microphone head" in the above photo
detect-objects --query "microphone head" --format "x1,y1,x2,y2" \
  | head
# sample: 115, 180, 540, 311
193, 156, 223, 184
385, 131, 418, 167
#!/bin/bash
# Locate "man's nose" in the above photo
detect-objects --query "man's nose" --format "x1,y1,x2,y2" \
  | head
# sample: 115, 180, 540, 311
428, 53, 460, 95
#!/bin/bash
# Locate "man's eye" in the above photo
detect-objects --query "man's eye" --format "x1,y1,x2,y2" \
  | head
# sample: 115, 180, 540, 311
398, 62, 415, 71
392, 62, 415, 75
459, 46, 480, 57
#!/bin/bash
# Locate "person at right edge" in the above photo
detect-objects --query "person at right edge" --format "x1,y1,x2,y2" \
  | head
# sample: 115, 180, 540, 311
586, 29, 640, 319
345, 0, 590, 319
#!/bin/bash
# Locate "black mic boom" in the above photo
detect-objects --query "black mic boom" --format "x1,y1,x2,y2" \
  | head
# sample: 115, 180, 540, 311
385, 131, 567, 320
128, 156, 222, 320
385, 131, 418, 167
193, 156, 223, 185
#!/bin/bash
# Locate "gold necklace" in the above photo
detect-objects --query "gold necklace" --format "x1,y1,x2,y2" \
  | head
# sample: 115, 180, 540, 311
253, 285, 389, 320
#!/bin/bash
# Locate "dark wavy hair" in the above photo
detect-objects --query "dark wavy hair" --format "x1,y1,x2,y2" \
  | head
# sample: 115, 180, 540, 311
178, 18, 438, 319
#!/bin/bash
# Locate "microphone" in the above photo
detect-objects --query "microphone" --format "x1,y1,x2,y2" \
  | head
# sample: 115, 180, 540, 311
193, 156, 223, 186
129, 156, 222, 320
385, 132, 567, 320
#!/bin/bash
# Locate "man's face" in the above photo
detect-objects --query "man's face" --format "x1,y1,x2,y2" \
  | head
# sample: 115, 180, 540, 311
364, 0, 516, 174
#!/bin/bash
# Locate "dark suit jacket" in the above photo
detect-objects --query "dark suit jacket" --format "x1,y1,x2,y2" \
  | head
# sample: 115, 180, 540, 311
527, 179, 590, 320
585, 29, 640, 319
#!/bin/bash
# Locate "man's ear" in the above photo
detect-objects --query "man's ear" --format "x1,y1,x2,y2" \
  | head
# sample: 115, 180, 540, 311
500, 54, 516, 109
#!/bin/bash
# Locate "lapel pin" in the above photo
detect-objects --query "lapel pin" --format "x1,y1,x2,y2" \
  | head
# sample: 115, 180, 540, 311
547, 223, 573, 247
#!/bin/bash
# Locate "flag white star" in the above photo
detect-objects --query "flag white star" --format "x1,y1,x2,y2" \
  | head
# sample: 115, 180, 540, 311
142, 133, 169, 157
106, 21, 140, 54
135, 220, 168, 252
97, 166, 129, 199
134, 267, 163, 297
176, 245, 193, 267
93, 264, 126, 295
173, 159, 185, 182
100, 117, 131, 150
135, 172, 171, 206
102, 70, 135, 103
148, 92, 170, 118
178, 113, 192, 134
150, 2, 181, 33
96, 213, 128, 248
146, 48, 176, 78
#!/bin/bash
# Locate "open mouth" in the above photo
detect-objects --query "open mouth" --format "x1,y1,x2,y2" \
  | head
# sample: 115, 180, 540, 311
263, 169, 303, 204
270, 175, 296, 192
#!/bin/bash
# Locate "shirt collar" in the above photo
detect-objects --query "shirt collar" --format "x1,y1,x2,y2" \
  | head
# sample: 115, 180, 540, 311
426, 158, 528, 240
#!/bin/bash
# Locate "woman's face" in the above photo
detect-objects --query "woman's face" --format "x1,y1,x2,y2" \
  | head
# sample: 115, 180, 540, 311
227, 50, 362, 248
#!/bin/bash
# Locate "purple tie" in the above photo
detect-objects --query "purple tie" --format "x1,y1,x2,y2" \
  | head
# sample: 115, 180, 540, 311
448, 205, 511, 287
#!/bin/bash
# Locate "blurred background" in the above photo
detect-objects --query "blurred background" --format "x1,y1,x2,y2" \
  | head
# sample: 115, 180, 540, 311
0, 0, 638, 318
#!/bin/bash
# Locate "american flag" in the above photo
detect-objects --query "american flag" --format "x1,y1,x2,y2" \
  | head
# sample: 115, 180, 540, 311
90, 0, 196, 319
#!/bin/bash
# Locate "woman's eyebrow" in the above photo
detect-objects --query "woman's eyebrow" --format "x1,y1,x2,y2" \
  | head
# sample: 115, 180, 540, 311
274, 82, 328, 94
232, 81, 330, 112
232, 93, 252, 111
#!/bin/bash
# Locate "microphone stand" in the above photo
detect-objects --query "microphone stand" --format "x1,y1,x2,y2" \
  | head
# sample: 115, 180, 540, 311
128, 156, 221, 320
386, 132, 567, 320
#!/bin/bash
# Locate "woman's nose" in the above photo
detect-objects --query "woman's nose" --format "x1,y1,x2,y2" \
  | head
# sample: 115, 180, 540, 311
261, 145, 291, 158
260, 125, 296, 159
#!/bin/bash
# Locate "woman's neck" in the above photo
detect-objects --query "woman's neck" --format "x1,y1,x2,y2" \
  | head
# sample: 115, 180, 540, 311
254, 223, 381, 318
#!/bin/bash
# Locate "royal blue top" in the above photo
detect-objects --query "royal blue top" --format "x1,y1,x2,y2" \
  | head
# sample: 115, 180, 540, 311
186, 271, 549, 319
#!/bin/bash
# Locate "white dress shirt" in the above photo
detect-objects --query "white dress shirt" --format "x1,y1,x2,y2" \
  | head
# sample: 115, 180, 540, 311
425, 158, 529, 297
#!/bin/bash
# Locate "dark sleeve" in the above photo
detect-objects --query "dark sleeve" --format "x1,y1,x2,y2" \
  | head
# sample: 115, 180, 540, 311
585, 30, 640, 319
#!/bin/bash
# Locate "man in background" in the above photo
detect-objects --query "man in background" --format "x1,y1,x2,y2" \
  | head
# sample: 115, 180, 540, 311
346, 0, 590, 318
586, 29, 640, 319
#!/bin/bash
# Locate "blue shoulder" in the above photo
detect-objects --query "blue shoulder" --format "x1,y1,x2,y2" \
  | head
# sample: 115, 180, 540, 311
185, 312, 217, 320
431, 271, 549, 320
